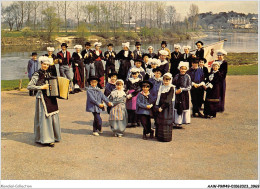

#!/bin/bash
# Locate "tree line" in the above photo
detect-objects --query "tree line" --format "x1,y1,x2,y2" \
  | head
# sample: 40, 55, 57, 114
1, 1, 200, 34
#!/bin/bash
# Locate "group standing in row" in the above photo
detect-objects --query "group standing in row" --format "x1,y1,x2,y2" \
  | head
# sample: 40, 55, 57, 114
27, 40, 228, 146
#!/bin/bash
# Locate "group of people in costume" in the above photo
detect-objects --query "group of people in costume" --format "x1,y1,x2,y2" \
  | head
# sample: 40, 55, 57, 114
27, 40, 228, 147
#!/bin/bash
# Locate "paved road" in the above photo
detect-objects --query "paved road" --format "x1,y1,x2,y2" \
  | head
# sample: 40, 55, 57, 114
1, 75, 258, 180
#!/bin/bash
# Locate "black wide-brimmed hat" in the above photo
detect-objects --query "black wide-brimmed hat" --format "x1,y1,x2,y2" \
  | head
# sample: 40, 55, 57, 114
161, 41, 167, 46
192, 57, 200, 64
195, 41, 204, 45
142, 53, 151, 59
134, 58, 143, 63
140, 80, 153, 90
108, 72, 118, 78
152, 67, 163, 73
85, 42, 91, 46
135, 41, 141, 46
61, 43, 68, 48
199, 57, 207, 63
107, 43, 113, 47
87, 76, 100, 83
32, 52, 37, 56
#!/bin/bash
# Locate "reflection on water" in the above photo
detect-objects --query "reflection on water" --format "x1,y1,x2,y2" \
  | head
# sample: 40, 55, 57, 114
1, 31, 258, 80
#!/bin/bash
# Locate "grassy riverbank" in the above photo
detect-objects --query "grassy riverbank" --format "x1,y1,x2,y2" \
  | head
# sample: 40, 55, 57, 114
1, 53, 257, 91
1, 29, 206, 46
1, 79, 29, 91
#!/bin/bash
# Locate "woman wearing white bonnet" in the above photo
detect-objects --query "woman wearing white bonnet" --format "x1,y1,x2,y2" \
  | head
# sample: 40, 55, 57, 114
182, 45, 193, 68
158, 49, 169, 75
71, 45, 85, 92
170, 44, 183, 78
172, 61, 192, 127
45, 47, 58, 76
154, 72, 175, 142
27, 55, 61, 147
115, 42, 133, 81
203, 61, 222, 118
147, 46, 157, 58
92, 42, 105, 88
216, 49, 228, 112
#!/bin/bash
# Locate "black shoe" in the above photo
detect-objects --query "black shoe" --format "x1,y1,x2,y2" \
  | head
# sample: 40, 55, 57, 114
198, 112, 204, 118
204, 115, 210, 119
150, 130, 154, 139
192, 113, 199, 117
49, 143, 55, 147
69, 91, 75, 94
142, 134, 147, 140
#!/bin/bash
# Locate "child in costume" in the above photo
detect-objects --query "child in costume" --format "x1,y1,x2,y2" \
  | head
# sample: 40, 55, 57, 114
136, 81, 154, 140
108, 79, 128, 137
125, 67, 142, 127
86, 76, 112, 136
172, 61, 192, 127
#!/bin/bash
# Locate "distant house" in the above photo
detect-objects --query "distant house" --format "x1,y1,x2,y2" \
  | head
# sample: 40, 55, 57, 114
208, 24, 214, 30
227, 17, 253, 29
122, 22, 136, 29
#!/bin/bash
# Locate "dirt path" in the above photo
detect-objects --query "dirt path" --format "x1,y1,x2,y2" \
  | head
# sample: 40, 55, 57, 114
1, 75, 258, 180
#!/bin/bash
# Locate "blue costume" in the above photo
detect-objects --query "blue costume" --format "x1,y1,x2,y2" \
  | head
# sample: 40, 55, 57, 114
148, 77, 162, 104
86, 86, 110, 132
136, 92, 153, 137
27, 59, 39, 96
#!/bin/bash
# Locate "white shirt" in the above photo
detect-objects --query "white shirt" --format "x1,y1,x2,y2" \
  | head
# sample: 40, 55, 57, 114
124, 51, 129, 57
62, 51, 66, 58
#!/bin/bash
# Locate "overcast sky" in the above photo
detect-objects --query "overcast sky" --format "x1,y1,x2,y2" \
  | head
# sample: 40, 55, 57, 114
1, 0, 258, 20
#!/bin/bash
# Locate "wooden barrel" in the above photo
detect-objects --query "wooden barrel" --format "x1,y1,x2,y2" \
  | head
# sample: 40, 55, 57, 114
157, 124, 172, 142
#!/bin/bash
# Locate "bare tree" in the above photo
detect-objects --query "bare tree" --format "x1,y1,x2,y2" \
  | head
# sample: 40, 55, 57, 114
25, 2, 32, 27
2, 5, 16, 31
166, 5, 176, 28
156, 2, 165, 29
12, 1, 25, 31
189, 4, 199, 31
32, 2, 40, 31
74, 1, 82, 29
61, 1, 72, 33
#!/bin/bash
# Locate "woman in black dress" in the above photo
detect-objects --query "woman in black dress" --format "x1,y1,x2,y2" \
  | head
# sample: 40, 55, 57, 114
203, 61, 223, 118
116, 42, 133, 81
216, 49, 228, 112
72, 45, 85, 92
154, 73, 175, 142
92, 42, 105, 88
45, 47, 58, 76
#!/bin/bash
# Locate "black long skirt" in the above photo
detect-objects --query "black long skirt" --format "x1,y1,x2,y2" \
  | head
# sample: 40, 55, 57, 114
118, 60, 132, 81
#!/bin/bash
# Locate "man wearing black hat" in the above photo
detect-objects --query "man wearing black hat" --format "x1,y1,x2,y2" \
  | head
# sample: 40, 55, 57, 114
195, 41, 204, 59
57, 43, 74, 93
81, 42, 95, 87
27, 52, 39, 96
132, 42, 144, 60
104, 43, 117, 83
142, 53, 151, 71
160, 41, 171, 61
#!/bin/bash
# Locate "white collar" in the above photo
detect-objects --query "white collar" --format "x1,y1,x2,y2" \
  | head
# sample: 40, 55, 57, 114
156, 84, 175, 105
152, 76, 163, 82
160, 60, 168, 65
129, 77, 141, 84
110, 89, 126, 98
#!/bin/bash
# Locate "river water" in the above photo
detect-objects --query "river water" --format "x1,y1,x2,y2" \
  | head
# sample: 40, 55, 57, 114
1, 31, 258, 80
